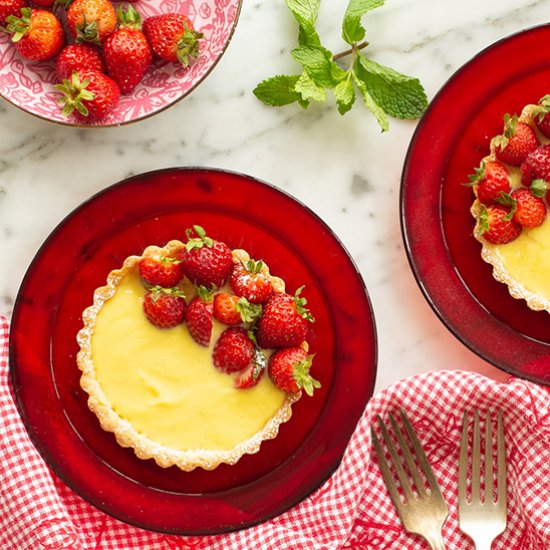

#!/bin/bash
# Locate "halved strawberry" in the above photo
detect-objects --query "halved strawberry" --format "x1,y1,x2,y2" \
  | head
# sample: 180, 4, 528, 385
268, 347, 319, 396
186, 287, 214, 346
230, 259, 273, 304
212, 327, 255, 373
178, 225, 233, 288
493, 114, 539, 166
257, 287, 314, 349
142, 287, 186, 328
139, 256, 182, 288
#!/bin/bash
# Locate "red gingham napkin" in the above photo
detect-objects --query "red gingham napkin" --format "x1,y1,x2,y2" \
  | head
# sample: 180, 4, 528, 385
2, 312, 550, 549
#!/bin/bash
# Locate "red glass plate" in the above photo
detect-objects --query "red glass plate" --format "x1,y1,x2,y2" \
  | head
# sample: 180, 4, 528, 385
401, 24, 550, 384
9, 168, 377, 535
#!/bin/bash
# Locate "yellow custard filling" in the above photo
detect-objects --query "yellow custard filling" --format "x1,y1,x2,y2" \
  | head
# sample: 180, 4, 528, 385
91, 271, 286, 452
473, 104, 550, 311
485, 218, 550, 299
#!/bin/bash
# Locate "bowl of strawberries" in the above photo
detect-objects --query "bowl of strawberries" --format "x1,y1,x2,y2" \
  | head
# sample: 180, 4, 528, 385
0, 0, 242, 126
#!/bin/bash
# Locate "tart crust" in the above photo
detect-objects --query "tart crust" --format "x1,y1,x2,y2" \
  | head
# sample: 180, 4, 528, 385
76, 239, 299, 471
471, 103, 550, 313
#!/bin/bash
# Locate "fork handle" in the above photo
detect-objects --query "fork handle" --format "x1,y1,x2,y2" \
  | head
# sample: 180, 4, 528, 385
424, 533, 446, 550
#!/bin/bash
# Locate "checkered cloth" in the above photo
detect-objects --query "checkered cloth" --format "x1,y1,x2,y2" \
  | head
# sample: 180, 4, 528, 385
2, 313, 550, 549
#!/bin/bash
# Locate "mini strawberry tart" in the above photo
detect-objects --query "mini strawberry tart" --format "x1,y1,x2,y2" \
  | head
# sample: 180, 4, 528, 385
469, 95, 550, 312
76, 226, 319, 471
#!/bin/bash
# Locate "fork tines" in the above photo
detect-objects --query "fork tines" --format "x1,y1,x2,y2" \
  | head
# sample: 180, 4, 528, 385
458, 409, 507, 547
371, 410, 448, 549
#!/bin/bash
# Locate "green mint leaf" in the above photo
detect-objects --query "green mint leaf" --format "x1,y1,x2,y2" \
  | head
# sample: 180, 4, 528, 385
351, 65, 388, 131
334, 72, 355, 115
356, 55, 427, 119
294, 71, 326, 102
285, 0, 321, 46
291, 45, 345, 88
342, 0, 384, 44
253, 75, 302, 106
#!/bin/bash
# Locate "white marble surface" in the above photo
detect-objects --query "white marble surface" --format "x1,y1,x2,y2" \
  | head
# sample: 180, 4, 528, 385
1, 0, 546, 393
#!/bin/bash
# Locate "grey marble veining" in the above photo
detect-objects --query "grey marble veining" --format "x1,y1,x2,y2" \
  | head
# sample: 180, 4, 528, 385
1, 0, 545, 392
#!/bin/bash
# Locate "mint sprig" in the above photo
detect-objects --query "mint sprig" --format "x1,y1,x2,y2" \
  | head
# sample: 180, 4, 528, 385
253, 0, 428, 131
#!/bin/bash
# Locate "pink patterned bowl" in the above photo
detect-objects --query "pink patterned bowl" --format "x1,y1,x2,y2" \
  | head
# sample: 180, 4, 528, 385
0, 0, 242, 127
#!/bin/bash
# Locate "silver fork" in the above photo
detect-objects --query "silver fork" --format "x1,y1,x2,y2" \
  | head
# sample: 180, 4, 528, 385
458, 410, 507, 550
371, 410, 449, 550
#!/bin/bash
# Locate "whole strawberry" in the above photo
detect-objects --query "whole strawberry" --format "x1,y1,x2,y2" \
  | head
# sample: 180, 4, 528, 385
143, 287, 186, 328
478, 204, 521, 244
468, 160, 510, 205
0, 0, 27, 23
5, 8, 63, 61
234, 348, 266, 389
186, 288, 214, 346
533, 95, 550, 138
66, 0, 116, 45
55, 43, 104, 81
213, 292, 262, 326
178, 226, 233, 288
103, 5, 152, 94
143, 13, 203, 66
507, 183, 548, 229
212, 327, 255, 373
493, 114, 539, 166
520, 144, 550, 186
268, 347, 320, 396
55, 70, 120, 121
139, 256, 182, 288
257, 287, 315, 349
230, 259, 273, 304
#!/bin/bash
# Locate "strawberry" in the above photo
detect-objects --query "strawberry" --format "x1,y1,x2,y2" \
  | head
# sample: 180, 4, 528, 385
143, 287, 186, 328
520, 144, 550, 186
212, 292, 262, 326
55, 70, 120, 121
493, 114, 539, 166
533, 95, 550, 138
0, 0, 27, 23
268, 347, 320, 396
178, 225, 233, 288
142, 13, 203, 66
55, 43, 104, 81
499, 183, 548, 229
234, 362, 264, 389
66, 0, 116, 45
468, 160, 510, 205
103, 6, 152, 94
478, 204, 521, 244
256, 287, 314, 349
212, 327, 255, 373
4, 8, 63, 61
230, 259, 273, 304
139, 256, 182, 288
186, 288, 214, 346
